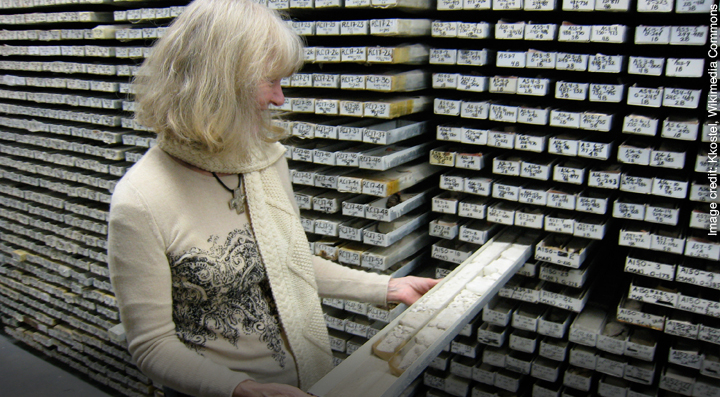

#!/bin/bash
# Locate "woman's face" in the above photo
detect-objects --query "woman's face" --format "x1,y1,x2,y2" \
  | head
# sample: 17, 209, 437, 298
257, 79, 285, 110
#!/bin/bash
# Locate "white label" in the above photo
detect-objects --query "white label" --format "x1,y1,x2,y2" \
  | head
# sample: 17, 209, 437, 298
366, 75, 393, 91
488, 131, 515, 148
650, 150, 685, 169
549, 136, 579, 156
516, 134, 546, 153
521, 162, 551, 181
576, 197, 607, 214
496, 22, 525, 40
458, 22, 490, 38
489, 105, 517, 123
685, 241, 720, 261
550, 111, 580, 128
588, 54, 624, 73
434, 99, 461, 116
517, 78, 549, 96
519, 188, 548, 205
623, 115, 659, 136
635, 26, 670, 44
432, 21, 458, 37
458, 75, 487, 92
564, 0, 595, 10
459, 202, 487, 219
432, 73, 459, 89
496, 51, 526, 68
458, 50, 488, 66
430, 49, 458, 65
579, 140, 611, 159
493, 158, 520, 175
545, 216, 574, 234
437, 125, 461, 142
666, 58, 704, 77
465, 178, 492, 196
629, 56, 665, 76
559, 25, 591, 42
670, 26, 708, 45
367, 47, 395, 63
525, 24, 556, 41
540, 342, 566, 362
547, 192, 576, 210
461, 101, 490, 119
663, 87, 701, 109
556, 53, 588, 71
487, 207, 515, 225
554, 165, 585, 184
526, 51, 556, 69
625, 257, 675, 281
518, 107, 550, 125
662, 120, 699, 140
629, 284, 677, 307
556, 81, 589, 100
592, 25, 626, 43
342, 47, 367, 62
489, 76, 517, 94
516, 212, 544, 229
461, 128, 488, 145
629, 86, 664, 107
341, 20, 369, 35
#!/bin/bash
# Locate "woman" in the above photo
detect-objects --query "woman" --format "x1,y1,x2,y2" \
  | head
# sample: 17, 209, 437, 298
107, 1, 439, 396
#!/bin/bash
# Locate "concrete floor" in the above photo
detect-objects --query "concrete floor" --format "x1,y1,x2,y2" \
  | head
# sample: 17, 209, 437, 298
0, 332, 119, 397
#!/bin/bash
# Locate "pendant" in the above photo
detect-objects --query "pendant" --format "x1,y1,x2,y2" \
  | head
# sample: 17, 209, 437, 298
229, 187, 245, 214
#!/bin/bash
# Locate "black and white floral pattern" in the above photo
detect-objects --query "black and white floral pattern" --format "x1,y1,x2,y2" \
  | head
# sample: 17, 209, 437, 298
167, 225, 286, 367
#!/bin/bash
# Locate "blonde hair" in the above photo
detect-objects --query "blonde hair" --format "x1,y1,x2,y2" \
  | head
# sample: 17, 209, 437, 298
133, 0, 304, 155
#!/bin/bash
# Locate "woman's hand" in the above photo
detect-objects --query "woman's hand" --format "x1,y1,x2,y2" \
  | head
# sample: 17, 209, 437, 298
233, 380, 312, 397
387, 276, 440, 306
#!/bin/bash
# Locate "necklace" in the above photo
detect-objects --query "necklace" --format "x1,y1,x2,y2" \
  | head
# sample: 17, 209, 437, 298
212, 173, 245, 214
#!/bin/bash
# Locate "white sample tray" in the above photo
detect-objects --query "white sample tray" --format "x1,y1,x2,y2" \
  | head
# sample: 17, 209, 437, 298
308, 232, 532, 397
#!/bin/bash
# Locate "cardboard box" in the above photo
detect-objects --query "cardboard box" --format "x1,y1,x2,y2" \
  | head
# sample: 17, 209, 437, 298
515, 207, 546, 229
361, 160, 441, 197
359, 141, 433, 171
487, 201, 518, 225
598, 375, 630, 397
477, 322, 508, 347
457, 196, 490, 219
624, 359, 656, 386
429, 215, 465, 240
569, 304, 608, 347
509, 329, 538, 353
483, 296, 516, 326
361, 228, 432, 270
563, 366, 593, 392
664, 311, 700, 340
658, 366, 696, 395
539, 336, 569, 362
365, 184, 435, 222
625, 328, 658, 361
512, 302, 546, 332
535, 235, 594, 268
472, 363, 498, 386
538, 308, 573, 339
432, 191, 464, 214
431, 239, 479, 264
569, 344, 597, 370
539, 282, 590, 313
499, 275, 542, 303
362, 119, 429, 145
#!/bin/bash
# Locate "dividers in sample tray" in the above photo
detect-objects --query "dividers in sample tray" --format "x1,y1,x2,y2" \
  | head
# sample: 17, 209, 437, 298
309, 227, 540, 396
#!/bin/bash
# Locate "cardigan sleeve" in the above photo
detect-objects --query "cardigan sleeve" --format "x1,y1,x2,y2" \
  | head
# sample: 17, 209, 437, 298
108, 180, 252, 397
311, 256, 390, 306
274, 157, 391, 307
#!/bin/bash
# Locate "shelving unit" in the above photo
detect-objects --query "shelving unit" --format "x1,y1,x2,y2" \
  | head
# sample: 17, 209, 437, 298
0, 0, 716, 396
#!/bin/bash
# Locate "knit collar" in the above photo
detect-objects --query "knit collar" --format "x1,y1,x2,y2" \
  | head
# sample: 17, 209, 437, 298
157, 135, 286, 174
